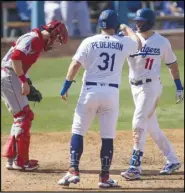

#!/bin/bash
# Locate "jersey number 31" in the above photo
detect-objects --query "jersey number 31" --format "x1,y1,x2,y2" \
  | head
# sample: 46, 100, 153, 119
98, 52, 115, 71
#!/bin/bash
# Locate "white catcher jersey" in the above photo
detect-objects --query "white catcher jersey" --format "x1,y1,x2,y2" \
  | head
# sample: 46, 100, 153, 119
73, 34, 138, 85
127, 32, 177, 80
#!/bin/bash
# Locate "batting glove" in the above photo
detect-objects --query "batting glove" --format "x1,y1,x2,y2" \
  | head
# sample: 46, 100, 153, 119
174, 79, 184, 104
176, 90, 184, 104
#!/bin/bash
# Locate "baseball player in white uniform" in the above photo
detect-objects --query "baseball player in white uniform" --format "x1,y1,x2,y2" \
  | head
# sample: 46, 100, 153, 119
57, 10, 142, 188
120, 8, 183, 180
44, 1, 63, 24
60, 1, 92, 37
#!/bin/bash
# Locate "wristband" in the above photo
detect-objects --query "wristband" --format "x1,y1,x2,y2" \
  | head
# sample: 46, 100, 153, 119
18, 74, 27, 83
60, 80, 74, 95
174, 79, 183, 90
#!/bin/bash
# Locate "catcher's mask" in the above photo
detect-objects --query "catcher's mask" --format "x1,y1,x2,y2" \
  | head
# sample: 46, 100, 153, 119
41, 20, 68, 51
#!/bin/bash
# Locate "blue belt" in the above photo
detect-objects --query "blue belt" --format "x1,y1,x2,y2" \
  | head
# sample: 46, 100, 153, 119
86, 82, 119, 88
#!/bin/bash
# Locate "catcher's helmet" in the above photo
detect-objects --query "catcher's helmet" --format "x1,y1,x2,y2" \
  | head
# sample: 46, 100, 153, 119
41, 20, 68, 51
98, 9, 120, 31
134, 8, 156, 32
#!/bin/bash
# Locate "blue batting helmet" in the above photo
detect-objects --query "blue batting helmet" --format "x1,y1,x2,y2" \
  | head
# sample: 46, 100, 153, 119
134, 8, 156, 32
98, 9, 120, 31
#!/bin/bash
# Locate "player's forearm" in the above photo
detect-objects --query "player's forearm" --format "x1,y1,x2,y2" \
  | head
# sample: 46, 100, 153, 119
12, 60, 27, 83
66, 60, 81, 81
12, 60, 24, 76
168, 62, 181, 80
120, 24, 142, 50
60, 60, 81, 97
168, 62, 183, 90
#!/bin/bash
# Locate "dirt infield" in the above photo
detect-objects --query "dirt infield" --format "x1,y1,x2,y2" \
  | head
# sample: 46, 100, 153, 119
1, 129, 184, 192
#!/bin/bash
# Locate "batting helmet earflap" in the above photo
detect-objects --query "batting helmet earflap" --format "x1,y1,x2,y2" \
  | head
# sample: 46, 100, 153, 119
98, 9, 120, 31
134, 8, 156, 32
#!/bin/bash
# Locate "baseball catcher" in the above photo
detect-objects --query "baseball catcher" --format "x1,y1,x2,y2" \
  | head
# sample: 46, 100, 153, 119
1, 20, 68, 171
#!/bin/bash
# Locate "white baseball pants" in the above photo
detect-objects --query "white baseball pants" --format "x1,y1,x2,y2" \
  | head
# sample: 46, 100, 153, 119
1, 67, 28, 115
131, 77, 179, 164
72, 83, 119, 139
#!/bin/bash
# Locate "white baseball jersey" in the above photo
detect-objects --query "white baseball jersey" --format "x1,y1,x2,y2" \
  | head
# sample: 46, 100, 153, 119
72, 34, 138, 85
127, 32, 177, 80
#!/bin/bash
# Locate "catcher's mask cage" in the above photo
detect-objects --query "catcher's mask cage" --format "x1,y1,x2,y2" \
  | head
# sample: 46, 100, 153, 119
41, 20, 68, 51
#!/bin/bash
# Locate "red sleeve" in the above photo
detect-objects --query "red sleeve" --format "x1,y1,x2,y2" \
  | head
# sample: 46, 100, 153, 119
31, 37, 42, 52
11, 50, 26, 60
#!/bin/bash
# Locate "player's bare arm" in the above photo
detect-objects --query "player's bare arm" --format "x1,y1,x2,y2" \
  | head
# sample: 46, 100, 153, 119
12, 60, 30, 96
168, 62, 181, 79
60, 60, 81, 101
120, 24, 142, 50
167, 62, 184, 104
66, 60, 81, 81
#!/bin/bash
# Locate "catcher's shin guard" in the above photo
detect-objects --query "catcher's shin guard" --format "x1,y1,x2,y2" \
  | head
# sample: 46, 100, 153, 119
3, 105, 34, 167
2, 136, 16, 158
15, 105, 34, 166
16, 133, 31, 166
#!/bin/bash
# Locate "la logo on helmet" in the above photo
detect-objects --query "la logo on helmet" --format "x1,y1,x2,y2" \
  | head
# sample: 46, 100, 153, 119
137, 10, 142, 17
102, 22, 106, 28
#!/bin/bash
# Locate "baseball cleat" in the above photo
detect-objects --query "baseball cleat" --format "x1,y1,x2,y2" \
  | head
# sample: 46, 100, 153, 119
6, 158, 13, 170
159, 163, 181, 175
58, 168, 80, 186
98, 173, 119, 188
12, 160, 39, 171
121, 167, 141, 180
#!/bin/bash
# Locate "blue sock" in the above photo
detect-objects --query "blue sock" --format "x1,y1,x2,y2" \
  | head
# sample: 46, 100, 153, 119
100, 138, 113, 176
70, 134, 83, 171
130, 149, 143, 167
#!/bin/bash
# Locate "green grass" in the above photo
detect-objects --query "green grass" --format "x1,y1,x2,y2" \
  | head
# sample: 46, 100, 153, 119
1, 50, 184, 134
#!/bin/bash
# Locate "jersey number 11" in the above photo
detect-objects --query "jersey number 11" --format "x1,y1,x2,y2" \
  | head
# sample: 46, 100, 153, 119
145, 58, 154, 70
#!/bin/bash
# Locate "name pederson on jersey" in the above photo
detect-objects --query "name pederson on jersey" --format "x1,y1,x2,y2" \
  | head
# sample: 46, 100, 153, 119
72, 34, 138, 85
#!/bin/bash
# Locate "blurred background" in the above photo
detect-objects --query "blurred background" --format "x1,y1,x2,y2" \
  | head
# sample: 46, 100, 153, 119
1, 1, 184, 38
1, 1, 184, 58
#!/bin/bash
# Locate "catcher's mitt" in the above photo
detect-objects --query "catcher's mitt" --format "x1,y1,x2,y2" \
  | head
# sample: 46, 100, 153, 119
27, 78, 42, 103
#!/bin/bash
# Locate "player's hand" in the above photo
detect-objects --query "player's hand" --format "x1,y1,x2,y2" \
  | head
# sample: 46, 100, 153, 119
61, 92, 68, 101
176, 90, 184, 104
120, 24, 129, 32
21, 82, 30, 96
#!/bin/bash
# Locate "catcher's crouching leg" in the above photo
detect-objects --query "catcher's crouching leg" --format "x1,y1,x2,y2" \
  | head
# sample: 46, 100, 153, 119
2, 105, 39, 171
